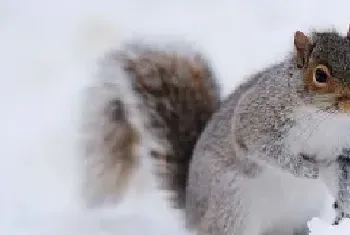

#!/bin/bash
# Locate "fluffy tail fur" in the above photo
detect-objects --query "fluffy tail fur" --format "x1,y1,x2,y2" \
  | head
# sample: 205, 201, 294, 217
81, 41, 221, 208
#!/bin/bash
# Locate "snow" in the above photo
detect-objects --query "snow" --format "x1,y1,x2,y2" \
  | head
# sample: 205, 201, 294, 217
1, 0, 350, 234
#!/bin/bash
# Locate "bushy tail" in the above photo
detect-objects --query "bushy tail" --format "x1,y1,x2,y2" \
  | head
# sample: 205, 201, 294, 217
81, 40, 221, 208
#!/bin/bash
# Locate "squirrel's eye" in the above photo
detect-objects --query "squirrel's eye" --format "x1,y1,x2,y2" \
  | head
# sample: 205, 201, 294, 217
315, 69, 328, 83
313, 65, 331, 87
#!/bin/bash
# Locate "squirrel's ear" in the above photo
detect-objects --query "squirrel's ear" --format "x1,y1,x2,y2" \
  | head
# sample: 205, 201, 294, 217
346, 24, 350, 40
293, 31, 314, 68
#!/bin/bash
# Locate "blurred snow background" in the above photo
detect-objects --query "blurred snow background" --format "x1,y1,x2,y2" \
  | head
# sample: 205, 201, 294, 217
1, 0, 350, 234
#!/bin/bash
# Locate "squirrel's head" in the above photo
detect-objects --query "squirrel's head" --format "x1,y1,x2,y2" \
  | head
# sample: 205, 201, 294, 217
294, 26, 350, 112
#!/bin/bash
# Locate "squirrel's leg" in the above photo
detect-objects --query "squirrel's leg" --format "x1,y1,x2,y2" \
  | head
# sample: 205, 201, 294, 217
232, 91, 321, 180
234, 137, 320, 180
197, 171, 261, 235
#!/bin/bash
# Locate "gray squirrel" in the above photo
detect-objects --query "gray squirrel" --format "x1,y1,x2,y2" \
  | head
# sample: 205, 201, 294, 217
81, 27, 350, 235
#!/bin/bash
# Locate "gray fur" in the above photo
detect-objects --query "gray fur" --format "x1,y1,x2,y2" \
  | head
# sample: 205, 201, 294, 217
311, 30, 350, 82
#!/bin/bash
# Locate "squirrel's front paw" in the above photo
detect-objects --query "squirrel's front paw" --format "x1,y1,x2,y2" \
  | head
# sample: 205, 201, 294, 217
332, 201, 350, 225
289, 153, 320, 178
334, 152, 350, 220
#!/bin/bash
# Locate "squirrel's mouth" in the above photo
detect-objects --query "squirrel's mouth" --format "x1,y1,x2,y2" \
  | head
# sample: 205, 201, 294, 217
338, 102, 350, 112
335, 96, 350, 113
313, 94, 350, 113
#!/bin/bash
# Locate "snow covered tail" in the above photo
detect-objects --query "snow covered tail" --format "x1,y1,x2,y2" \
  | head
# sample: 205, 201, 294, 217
81, 41, 221, 208
81, 51, 152, 206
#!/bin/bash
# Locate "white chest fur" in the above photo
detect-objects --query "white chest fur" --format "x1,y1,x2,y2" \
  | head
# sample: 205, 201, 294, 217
242, 106, 350, 234
244, 166, 331, 235
286, 106, 350, 163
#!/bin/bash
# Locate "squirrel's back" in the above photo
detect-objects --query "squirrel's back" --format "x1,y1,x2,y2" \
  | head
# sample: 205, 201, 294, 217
81, 41, 221, 207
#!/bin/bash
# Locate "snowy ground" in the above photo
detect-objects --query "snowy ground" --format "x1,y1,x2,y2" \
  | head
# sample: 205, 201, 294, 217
1, 0, 350, 234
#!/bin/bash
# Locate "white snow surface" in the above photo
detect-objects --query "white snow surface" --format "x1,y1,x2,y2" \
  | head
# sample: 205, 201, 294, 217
1, 0, 350, 234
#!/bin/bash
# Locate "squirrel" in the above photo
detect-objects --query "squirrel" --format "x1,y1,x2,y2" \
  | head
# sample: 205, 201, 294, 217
185, 27, 350, 235
81, 40, 221, 208
81, 27, 350, 234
